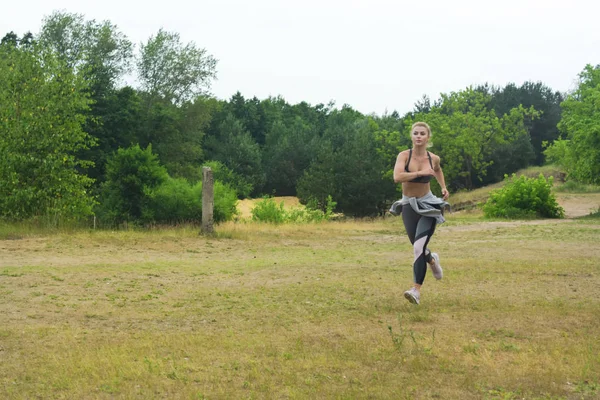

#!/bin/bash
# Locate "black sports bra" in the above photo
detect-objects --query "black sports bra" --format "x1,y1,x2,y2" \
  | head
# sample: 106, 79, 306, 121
405, 149, 433, 183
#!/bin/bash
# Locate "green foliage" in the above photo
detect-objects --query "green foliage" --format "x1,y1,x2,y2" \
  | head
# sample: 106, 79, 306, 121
141, 177, 201, 223
211, 181, 239, 223
408, 88, 539, 191
224, 92, 270, 145
251, 196, 336, 224
297, 111, 395, 216
251, 197, 286, 224
138, 95, 208, 182
263, 118, 319, 196
38, 11, 133, 90
487, 81, 563, 165
142, 177, 237, 224
305, 195, 337, 217
204, 113, 265, 196
0, 42, 95, 221
97, 145, 168, 224
82, 86, 143, 185
137, 28, 217, 104
202, 160, 252, 199
547, 64, 600, 184
98, 145, 237, 225
483, 174, 564, 219
38, 11, 140, 190
373, 124, 409, 197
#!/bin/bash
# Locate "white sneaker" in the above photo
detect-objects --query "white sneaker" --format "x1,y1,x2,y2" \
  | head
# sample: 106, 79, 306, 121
403, 287, 420, 305
429, 252, 443, 280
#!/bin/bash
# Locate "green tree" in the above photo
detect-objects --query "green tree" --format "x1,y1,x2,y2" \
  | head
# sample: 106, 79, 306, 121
204, 114, 264, 197
137, 29, 217, 104
298, 110, 395, 216
263, 118, 319, 196
38, 11, 136, 188
1, 31, 34, 47
546, 64, 600, 184
372, 118, 411, 196
157, 96, 216, 181
82, 86, 143, 185
410, 88, 538, 190
38, 11, 133, 90
489, 81, 563, 165
0, 43, 95, 220
224, 92, 269, 145
97, 144, 168, 224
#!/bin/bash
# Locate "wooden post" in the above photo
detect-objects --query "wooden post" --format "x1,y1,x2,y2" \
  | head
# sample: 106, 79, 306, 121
201, 166, 214, 234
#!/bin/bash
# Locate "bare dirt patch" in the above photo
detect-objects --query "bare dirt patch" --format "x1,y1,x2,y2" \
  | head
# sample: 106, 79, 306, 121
556, 192, 600, 218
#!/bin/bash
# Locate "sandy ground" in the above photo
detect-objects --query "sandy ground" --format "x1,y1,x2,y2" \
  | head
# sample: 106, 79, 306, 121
237, 193, 600, 220
555, 193, 600, 218
237, 196, 302, 219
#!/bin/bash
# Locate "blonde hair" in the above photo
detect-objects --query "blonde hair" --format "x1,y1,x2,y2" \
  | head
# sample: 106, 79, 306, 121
411, 121, 432, 137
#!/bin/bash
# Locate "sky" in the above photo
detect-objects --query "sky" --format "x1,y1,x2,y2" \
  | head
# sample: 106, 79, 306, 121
3, 0, 599, 115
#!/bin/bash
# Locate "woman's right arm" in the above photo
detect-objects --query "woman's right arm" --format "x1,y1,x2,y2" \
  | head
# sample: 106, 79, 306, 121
393, 152, 421, 183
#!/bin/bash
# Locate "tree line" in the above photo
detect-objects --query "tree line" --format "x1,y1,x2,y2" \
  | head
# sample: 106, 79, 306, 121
1, 11, 597, 224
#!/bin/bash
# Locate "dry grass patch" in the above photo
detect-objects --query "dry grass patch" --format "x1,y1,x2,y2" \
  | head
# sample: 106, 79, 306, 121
1, 214, 599, 399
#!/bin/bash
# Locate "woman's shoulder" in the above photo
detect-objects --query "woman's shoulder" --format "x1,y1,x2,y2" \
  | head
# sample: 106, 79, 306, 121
396, 149, 410, 159
427, 151, 441, 161
427, 151, 442, 167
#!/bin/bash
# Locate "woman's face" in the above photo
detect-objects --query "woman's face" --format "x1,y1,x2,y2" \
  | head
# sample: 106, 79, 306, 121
411, 126, 430, 147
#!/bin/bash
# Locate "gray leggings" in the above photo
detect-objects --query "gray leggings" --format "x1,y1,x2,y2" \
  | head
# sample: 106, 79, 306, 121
401, 205, 437, 285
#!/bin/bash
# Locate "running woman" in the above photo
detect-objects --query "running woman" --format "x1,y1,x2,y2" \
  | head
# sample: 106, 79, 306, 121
389, 121, 449, 305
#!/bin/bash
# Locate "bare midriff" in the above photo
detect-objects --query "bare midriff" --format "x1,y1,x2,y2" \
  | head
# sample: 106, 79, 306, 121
402, 181, 431, 198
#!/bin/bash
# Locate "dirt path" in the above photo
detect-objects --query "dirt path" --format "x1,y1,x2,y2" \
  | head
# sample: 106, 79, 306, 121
556, 192, 600, 218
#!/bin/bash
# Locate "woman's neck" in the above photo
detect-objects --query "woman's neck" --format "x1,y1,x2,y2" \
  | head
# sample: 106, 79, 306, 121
412, 146, 427, 156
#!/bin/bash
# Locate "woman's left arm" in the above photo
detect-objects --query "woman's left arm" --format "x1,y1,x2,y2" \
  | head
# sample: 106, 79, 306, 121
433, 155, 449, 200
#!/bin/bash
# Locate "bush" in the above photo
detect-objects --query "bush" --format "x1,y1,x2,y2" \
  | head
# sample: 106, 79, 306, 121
202, 161, 253, 199
251, 196, 336, 223
97, 145, 238, 226
142, 178, 238, 224
97, 145, 168, 224
251, 197, 286, 223
209, 181, 239, 223
141, 177, 202, 223
483, 174, 564, 219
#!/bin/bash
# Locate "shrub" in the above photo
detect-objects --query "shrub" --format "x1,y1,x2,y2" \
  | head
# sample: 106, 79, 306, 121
142, 177, 201, 223
98, 145, 238, 226
208, 181, 239, 223
97, 145, 168, 224
142, 178, 238, 224
483, 174, 564, 219
251, 197, 286, 223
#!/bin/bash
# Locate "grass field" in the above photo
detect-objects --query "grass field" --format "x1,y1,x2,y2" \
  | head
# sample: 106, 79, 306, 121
1, 193, 599, 399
